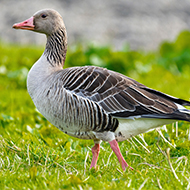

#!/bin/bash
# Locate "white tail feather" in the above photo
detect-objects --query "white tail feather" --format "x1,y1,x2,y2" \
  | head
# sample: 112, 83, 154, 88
175, 103, 190, 114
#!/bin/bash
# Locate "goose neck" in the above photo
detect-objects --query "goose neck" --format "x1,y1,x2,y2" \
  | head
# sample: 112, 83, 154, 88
44, 28, 67, 67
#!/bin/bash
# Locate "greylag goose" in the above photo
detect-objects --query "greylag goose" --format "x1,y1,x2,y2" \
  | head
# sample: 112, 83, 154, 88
13, 9, 190, 171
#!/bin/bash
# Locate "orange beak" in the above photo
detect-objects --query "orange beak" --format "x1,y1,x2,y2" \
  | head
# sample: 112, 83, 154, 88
13, 17, 35, 30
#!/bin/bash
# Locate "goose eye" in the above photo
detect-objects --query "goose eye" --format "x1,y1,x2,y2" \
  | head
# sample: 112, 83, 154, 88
41, 14, 47, 18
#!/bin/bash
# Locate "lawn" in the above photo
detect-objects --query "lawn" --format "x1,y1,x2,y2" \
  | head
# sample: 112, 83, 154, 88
0, 31, 190, 189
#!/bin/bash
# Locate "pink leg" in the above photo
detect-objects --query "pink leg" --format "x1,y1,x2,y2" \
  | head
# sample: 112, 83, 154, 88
109, 139, 133, 171
90, 143, 100, 169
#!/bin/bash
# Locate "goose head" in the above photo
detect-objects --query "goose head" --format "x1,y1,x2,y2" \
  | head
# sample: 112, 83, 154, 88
13, 9, 66, 36
13, 9, 67, 66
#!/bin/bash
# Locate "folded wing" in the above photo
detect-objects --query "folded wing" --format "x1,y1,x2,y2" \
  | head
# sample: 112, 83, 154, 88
59, 66, 190, 121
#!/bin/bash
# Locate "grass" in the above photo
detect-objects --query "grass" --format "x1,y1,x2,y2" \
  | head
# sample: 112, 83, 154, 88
0, 31, 190, 189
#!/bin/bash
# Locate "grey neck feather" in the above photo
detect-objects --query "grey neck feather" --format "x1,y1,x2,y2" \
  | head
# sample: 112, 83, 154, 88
44, 27, 67, 67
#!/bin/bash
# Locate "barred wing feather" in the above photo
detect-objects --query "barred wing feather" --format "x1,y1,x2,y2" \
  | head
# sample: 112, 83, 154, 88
59, 66, 190, 121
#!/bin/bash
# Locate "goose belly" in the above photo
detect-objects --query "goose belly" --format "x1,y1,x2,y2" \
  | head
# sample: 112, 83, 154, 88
115, 118, 174, 142
32, 95, 97, 140
27, 75, 99, 140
